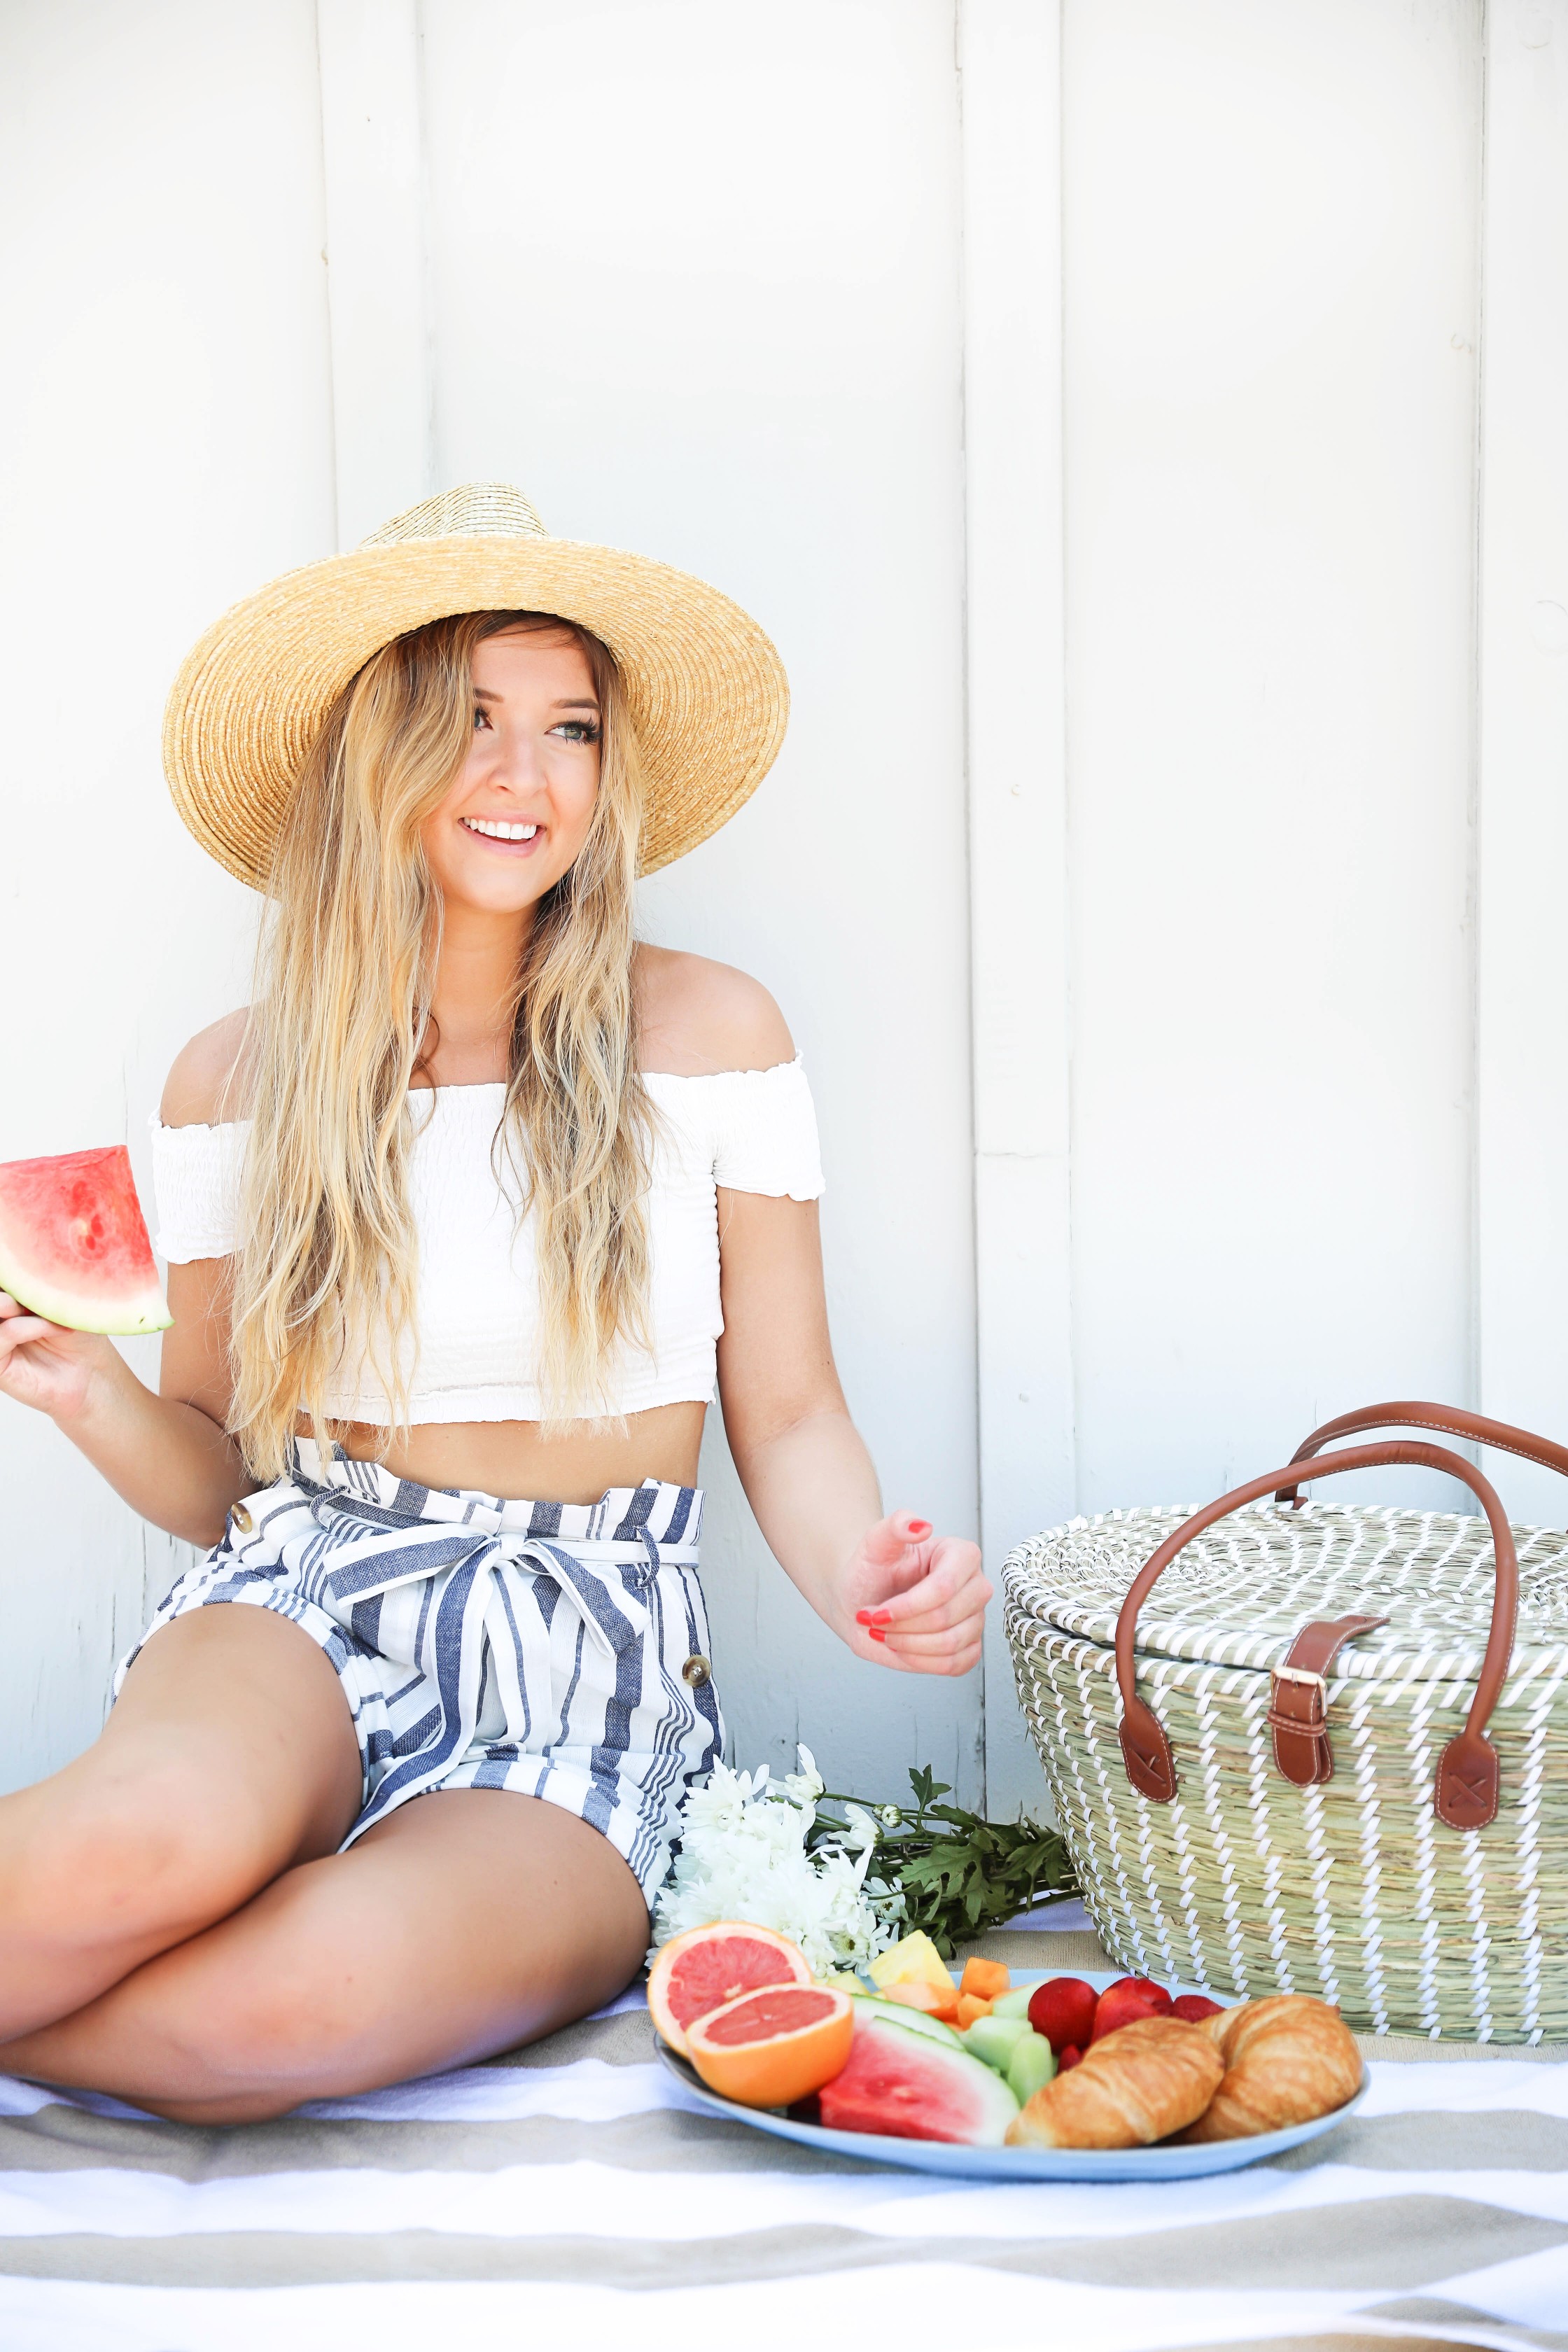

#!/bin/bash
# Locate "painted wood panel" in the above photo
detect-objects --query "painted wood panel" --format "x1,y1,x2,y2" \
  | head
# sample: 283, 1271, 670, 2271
1476, 0, 1568, 1523
0, 0, 335, 1780
414, 0, 982, 1798
1060, 0, 1484, 1524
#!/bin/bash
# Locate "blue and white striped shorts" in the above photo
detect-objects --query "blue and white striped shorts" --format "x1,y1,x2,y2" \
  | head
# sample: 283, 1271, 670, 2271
116, 1440, 724, 1903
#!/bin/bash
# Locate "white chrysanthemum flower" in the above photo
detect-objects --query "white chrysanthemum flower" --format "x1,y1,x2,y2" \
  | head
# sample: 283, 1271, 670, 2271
650, 1744, 904, 1976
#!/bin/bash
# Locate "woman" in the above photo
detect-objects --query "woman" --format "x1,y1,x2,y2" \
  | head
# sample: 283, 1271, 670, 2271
0, 484, 989, 2124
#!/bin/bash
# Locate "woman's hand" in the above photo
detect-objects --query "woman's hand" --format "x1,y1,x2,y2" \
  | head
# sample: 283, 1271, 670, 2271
841, 1511, 991, 1676
0, 1292, 115, 1424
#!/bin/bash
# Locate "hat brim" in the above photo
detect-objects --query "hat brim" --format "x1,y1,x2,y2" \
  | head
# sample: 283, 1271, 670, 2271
162, 536, 790, 889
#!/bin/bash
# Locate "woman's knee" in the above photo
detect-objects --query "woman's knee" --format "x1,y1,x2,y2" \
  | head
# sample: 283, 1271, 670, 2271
1, 1754, 287, 1949
148, 1942, 370, 2120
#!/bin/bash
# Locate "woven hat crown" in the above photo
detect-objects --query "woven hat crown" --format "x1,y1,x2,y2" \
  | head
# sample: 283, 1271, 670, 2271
358, 482, 548, 547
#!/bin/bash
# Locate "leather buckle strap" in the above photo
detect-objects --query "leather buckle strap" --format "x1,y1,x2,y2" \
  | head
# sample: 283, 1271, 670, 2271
1268, 1614, 1387, 1788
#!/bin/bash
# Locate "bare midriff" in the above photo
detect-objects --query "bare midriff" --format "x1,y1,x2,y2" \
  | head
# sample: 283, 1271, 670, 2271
292, 1397, 708, 1505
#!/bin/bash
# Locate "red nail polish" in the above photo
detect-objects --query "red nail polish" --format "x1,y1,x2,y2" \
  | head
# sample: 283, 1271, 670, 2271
909, 1519, 932, 1539
869, 1626, 887, 1642
870, 1609, 892, 1624
855, 1609, 875, 1624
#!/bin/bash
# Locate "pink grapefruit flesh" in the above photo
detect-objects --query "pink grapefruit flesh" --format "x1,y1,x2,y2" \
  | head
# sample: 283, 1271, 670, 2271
647, 1922, 812, 2055
0, 1147, 170, 1336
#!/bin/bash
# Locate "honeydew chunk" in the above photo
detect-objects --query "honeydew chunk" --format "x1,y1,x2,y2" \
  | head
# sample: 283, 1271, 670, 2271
1007, 2029, 1058, 2104
991, 1984, 1036, 2020
962, 2013, 1034, 2073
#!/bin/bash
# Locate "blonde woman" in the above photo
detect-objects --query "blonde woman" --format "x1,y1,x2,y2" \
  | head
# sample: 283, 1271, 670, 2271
0, 487, 989, 2124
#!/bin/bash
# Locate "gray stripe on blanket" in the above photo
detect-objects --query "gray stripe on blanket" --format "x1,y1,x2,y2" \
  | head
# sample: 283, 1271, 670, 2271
1360, 2300, 1568, 2352
482, 2010, 654, 2067
2, 2103, 1566, 2180
0, 2104, 884, 2178
0, 2199, 1560, 2291
6, 2107, 1560, 2173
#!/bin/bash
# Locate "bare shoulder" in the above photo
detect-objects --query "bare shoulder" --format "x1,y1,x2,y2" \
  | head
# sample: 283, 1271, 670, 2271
635, 946, 795, 1077
160, 1009, 253, 1127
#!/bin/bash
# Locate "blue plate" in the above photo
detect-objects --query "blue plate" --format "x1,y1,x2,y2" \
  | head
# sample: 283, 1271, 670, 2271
655, 1967, 1367, 2180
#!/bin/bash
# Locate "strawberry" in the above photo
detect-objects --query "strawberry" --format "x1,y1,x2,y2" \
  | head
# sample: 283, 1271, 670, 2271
1170, 1993, 1225, 2024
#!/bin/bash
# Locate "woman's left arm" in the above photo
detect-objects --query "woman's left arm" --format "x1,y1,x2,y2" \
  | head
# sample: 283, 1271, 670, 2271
714, 1187, 990, 1675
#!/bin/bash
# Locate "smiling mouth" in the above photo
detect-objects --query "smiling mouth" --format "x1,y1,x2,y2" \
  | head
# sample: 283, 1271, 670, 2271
461, 816, 540, 846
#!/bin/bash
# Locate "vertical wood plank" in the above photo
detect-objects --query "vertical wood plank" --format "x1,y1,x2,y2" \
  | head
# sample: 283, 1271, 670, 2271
959, 0, 1073, 1820
316, 0, 434, 545
1476, 0, 1568, 1518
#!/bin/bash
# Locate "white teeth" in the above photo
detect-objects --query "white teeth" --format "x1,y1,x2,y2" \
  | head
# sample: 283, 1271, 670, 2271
463, 817, 538, 841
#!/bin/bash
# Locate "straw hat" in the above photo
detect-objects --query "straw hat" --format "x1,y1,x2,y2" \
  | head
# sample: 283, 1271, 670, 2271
162, 483, 790, 890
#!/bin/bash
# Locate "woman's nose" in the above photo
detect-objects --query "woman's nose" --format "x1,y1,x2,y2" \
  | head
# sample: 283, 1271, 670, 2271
484, 732, 546, 794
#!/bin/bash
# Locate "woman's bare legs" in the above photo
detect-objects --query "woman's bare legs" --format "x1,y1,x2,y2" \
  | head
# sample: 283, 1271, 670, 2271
0, 1787, 651, 2123
0, 1605, 363, 2040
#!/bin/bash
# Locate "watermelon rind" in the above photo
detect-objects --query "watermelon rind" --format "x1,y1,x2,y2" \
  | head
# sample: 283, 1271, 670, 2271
848, 1994, 963, 2050
0, 1245, 172, 1336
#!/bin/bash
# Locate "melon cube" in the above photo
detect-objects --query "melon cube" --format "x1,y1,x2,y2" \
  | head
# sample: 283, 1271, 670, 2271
881, 1977, 961, 2024
955, 1992, 994, 2030
959, 1956, 1011, 2002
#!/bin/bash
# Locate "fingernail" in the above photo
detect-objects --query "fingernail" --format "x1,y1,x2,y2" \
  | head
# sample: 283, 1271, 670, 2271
909, 1519, 932, 1539
854, 1609, 876, 1625
869, 1609, 892, 1624
868, 1626, 887, 1642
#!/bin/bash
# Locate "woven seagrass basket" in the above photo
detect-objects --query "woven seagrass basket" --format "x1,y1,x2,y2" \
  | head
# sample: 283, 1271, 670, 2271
1004, 1402, 1568, 2043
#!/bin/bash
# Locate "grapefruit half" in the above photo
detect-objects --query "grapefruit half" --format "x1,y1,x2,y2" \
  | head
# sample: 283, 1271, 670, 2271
647, 1921, 811, 2055
0, 1147, 170, 1336
686, 1983, 854, 2108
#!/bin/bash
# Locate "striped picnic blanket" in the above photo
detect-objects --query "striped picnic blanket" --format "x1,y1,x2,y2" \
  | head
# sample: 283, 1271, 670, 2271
0, 1919, 1564, 2352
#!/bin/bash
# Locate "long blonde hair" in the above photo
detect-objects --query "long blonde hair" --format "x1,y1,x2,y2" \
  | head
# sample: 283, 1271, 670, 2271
227, 610, 652, 1478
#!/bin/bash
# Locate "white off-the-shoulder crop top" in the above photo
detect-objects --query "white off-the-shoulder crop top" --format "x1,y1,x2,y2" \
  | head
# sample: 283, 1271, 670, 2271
150, 1060, 825, 1424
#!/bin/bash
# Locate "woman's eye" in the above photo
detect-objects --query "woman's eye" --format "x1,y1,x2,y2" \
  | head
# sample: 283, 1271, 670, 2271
472, 706, 491, 730
551, 720, 601, 745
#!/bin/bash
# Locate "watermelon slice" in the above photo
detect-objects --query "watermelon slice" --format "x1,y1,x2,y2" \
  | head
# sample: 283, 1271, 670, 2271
0, 1147, 171, 1335
818, 2011, 1021, 2146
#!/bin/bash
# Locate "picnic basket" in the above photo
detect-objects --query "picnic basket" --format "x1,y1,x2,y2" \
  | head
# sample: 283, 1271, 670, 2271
1004, 1401, 1568, 2042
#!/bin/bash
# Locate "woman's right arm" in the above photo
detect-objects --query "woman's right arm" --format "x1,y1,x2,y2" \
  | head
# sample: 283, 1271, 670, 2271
0, 1269, 248, 1547
0, 1015, 254, 1549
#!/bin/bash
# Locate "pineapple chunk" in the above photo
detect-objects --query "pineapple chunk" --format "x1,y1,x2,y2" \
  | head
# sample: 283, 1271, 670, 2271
868, 1930, 958, 1998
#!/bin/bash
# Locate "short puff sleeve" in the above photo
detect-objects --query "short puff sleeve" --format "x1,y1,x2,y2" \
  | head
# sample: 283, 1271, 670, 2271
148, 1114, 248, 1262
705, 1058, 825, 1199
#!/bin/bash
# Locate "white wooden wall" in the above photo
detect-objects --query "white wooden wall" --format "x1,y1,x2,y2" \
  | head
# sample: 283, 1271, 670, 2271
1, 0, 1563, 1822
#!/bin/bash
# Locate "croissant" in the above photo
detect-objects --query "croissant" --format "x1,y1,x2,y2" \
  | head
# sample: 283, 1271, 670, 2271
1180, 1995, 1363, 2142
1005, 2015, 1224, 2149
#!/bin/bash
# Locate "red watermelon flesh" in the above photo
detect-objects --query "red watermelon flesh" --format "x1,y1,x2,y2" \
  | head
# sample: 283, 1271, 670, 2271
0, 1147, 171, 1336
818, 2012, 1020, 2146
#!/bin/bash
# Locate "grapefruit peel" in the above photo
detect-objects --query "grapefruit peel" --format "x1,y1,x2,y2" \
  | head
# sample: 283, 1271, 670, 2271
685, 1983, 854, 2108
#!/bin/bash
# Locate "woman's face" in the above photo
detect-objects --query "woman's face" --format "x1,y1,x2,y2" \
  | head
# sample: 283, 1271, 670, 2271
420, 626, 601, 920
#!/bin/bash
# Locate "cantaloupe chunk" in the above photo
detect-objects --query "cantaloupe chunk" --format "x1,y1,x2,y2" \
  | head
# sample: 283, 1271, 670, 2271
881, 1978, 961, 2024
955, 1992, 995, 2029
960, 1956, 1011, 2001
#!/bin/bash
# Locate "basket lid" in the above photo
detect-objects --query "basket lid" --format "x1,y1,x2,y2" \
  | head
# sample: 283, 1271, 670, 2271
1007, 1501, 1568, 1688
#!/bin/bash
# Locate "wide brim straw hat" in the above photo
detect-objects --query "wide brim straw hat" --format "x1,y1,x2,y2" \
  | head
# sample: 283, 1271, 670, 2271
163, 483, 790, 890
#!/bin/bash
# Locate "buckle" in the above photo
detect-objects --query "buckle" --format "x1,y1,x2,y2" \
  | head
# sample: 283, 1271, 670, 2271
1272, 1664, 1326, 1692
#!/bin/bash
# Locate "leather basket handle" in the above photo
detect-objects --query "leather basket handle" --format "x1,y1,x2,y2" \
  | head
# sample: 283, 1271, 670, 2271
1115, 1438, 1518, 1832
1275, 1399, 1568, 1506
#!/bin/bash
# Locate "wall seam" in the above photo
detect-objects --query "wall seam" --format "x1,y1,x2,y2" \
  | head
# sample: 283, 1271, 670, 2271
310, 0, 342, 553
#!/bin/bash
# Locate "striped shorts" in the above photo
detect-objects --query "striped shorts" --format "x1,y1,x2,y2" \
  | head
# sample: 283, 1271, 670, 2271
116, 1441, 724, 1903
